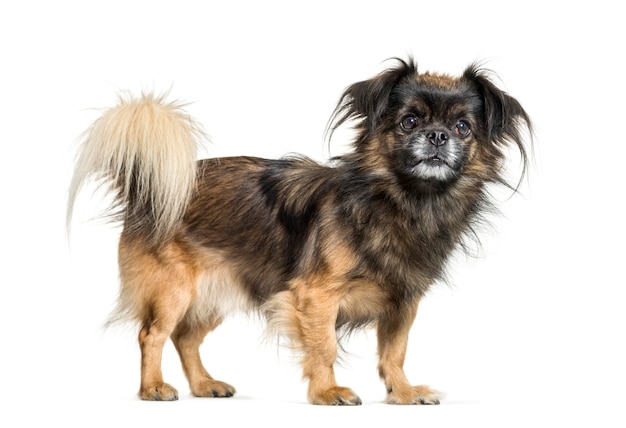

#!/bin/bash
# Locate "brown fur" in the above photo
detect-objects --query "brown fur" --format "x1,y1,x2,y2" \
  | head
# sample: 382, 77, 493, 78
68, 58, 532, 405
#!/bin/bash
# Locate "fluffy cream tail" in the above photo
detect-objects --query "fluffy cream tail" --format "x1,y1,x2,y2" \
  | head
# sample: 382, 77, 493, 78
67, 91, 206, 244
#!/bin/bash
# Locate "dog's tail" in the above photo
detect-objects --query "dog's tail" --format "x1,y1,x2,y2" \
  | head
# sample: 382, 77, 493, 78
67, 91, 206, 245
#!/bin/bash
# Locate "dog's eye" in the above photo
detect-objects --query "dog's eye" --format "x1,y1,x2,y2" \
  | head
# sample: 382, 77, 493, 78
453, 120, 471, 137
400, 115, 419, 131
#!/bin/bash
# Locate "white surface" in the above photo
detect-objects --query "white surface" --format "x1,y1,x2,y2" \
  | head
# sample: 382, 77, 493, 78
1, 1, 624, 426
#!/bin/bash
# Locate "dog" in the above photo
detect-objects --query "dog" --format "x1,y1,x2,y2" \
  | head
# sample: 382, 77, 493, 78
67, 58, 532, 405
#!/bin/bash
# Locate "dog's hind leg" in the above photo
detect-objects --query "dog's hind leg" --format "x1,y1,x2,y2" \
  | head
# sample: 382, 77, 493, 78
118, 236, 198, 401
171, 318, 236, 398
136, 285, 195, 401
138, 317, 185, 401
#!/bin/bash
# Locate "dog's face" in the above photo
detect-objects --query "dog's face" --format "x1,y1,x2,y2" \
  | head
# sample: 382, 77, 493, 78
389, 74, 481, 182
330, 59, 531, 186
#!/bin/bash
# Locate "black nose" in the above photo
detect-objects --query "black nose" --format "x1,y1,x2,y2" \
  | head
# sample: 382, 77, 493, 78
427, 130, 448, 146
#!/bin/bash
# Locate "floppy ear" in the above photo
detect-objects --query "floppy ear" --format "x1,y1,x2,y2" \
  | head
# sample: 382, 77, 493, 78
328, 58, 418, 141
463, 65, 532, 148
463, 64, 533, 176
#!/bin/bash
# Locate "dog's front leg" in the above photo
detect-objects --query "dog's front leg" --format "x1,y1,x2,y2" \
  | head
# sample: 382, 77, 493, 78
377, 297, 443, 405
296, 287, 362, 405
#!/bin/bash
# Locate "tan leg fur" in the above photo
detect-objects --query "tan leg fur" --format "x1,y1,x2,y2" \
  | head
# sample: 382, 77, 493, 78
377, 298, 442, 405
118, 234, 237, 401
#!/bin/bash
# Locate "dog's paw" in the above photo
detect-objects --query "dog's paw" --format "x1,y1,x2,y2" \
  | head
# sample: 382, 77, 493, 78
309, 386, 362, 406
191, 378, 236, 398
386, 385, 443, 405
139, 383, 179, 401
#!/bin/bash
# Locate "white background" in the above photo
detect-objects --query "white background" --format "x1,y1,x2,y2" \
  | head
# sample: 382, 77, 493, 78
1, 1, 624, 426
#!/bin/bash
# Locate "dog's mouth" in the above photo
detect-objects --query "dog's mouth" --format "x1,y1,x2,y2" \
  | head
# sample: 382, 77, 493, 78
407, 139, 463, 181
422, 154, 450, 167
411, 154, 460, 181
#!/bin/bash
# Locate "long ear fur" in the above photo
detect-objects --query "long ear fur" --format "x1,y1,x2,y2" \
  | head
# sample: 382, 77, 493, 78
327, 58, 418, 144
462, 64, 534, 183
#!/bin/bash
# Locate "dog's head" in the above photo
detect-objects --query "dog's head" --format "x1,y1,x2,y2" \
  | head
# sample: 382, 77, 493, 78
329, 58, 532, 186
